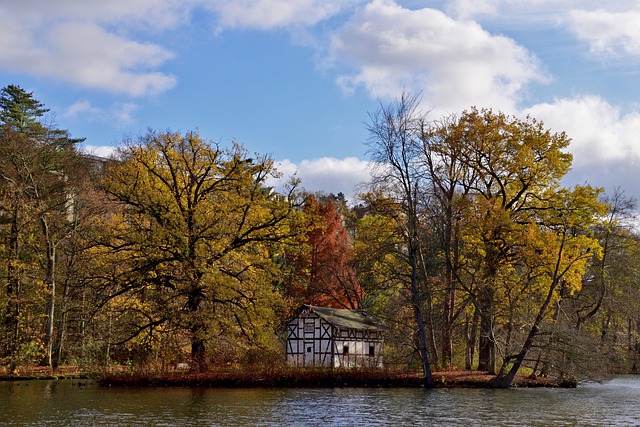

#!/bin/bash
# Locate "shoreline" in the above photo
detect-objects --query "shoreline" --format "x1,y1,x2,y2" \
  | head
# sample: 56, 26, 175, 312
0, 367, 576, 388
95, 369, 574, 389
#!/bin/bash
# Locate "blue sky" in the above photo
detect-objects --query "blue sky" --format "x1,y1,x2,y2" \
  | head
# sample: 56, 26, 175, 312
1, 0, 639, 203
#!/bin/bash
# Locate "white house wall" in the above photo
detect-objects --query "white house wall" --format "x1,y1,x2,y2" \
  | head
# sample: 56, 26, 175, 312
286, 308, 384, 368
286, 312, 334, 367
332, 329, 384, 368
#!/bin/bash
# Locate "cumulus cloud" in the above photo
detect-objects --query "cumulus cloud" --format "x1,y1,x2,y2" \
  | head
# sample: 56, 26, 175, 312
524, 96, 640, 167
0, 2, 180, 97
445, 0, 640, 59
268, 157, 373, 201
331, 0, 545, 114
524, 96, 640, 196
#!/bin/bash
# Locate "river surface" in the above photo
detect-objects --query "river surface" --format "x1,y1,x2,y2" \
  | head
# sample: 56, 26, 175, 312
1, 376, 640, 426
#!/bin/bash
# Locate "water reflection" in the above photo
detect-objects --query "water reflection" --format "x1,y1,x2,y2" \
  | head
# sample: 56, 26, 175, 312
1, 377, 640, 426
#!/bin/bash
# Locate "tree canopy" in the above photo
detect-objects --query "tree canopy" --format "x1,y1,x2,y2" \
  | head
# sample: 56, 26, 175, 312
97, 130, 302, 371
1, 84, 639, 386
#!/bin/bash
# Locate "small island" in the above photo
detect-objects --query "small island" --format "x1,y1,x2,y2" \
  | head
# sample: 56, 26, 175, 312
1, 86, 639, 389
96, 368, 574, 389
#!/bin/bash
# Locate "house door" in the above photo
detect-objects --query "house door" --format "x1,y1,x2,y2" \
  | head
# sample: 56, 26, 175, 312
304, 341, 314, 366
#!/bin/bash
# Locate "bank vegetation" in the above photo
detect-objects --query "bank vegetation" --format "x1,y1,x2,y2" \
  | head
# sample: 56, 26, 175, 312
2, 86, 639, 388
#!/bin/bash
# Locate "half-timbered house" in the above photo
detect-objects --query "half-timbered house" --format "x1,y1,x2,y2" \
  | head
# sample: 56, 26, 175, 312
286, 304, 384, 368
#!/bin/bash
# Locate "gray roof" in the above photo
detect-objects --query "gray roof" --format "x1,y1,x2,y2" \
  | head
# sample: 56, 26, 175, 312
303, 304, 384, 331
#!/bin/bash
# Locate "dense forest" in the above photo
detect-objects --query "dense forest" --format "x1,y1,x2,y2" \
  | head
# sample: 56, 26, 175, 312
1, 86, 639, 388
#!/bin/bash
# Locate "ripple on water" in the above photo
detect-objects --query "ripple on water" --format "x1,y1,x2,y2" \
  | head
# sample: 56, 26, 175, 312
1, 378, 640, 426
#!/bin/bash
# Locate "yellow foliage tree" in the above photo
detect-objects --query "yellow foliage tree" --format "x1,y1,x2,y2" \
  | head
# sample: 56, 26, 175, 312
98, 130, 301, 371
490, 185, 607, 387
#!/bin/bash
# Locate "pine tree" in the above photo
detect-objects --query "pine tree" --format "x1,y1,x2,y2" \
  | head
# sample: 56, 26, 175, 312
0, 84, 49, 134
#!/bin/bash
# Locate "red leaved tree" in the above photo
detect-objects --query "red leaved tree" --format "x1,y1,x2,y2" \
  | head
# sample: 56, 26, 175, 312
285, 196, 363, 309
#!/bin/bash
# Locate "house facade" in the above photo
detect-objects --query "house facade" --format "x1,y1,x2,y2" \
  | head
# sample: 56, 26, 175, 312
285, 304, 384, 368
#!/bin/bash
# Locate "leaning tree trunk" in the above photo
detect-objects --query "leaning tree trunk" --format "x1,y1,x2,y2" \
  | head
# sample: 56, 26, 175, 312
492, 256, 566, 387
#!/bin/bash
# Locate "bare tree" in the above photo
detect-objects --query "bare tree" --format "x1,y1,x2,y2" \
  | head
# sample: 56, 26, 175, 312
366, 93, 435, 387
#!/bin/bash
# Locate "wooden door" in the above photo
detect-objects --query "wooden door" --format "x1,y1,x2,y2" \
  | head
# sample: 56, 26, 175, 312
304, 340, 314, 366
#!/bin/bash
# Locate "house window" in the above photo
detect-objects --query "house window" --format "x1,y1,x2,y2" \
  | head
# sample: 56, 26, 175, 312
343, 345, 349, 355
307, 346, 312, 353
369, 345, 375, 356
304, 323, 314, 333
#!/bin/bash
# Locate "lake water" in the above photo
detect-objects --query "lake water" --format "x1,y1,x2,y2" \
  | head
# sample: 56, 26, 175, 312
1, 376, 640, 426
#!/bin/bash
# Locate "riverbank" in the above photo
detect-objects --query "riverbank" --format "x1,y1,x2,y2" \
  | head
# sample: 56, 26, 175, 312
96, 369, 573, 388
0, 365, 87, 381
1, 365, 574, 388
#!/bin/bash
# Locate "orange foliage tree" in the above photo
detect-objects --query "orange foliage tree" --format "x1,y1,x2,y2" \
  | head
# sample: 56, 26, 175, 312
284, 196, 363, 309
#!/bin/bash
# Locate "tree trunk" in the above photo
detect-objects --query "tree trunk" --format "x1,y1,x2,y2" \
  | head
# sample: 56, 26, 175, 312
4, 203, 21, 373
410, 241, 434, 387
465, 307, 479, 370
477, 287, 495, 373
492, 276, 562, 388
52, 276, 71, 369
191, 337, 207, 373
441, 272, 455, 369
441, 313, 453, 369
41, 219, 56, 368
418, 243, 439, 370
188, 286, 207, 373
478, 250, 498, 374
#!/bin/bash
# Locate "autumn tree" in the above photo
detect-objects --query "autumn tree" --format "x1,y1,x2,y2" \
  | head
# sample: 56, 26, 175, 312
98, 131, 301, 371
425, 107, 575, 373
417, 113, 476, 369
0, 84, 84, 370
283, 196, 363, 309
550, 189, 640, 377
490, 186, 606, 387
364, 92, 610, 386
421, 107, 606, 385
366, 93, 435, 387
351, 192, 430, 369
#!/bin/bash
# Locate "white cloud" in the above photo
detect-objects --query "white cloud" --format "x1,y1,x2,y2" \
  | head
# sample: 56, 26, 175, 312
524, 96, 640, 167
444, 0, 503, 20
565, 9, 640, 56
443, 0, 635, 22
65, 100, 99, 119
4, 0, 192, 30
331, 0, 545, 114
0, 3, 179, 97
205, 0, 361, 30
269, 157, 373, 201
112, 103, 141, 125
523, 96, 640, 197
80, 144, 118, 158
64, 100, 140, 126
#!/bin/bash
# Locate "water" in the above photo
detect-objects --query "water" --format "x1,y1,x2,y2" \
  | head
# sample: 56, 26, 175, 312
1, 377, 640, 426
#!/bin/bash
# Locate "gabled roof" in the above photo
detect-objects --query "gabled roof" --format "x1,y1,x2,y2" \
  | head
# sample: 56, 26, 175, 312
300, 304, 384, 332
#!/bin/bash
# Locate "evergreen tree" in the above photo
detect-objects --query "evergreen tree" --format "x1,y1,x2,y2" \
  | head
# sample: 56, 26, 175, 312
0, 84, 49, 134
0, 84, 84, 370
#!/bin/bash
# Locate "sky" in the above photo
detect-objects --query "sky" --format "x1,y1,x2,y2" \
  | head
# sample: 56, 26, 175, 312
1, 0, 639, 204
